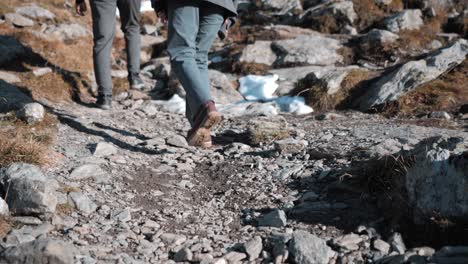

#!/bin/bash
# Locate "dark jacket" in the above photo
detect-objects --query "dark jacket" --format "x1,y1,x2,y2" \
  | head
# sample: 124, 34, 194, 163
152, 0, 237, 17
152, 0, 238, 39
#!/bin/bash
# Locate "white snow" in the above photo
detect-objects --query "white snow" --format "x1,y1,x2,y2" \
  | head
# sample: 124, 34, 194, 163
117, 0, 153, 16
239, 74, 279, 101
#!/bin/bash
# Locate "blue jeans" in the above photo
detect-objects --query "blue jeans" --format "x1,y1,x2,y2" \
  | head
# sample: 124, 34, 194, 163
167, 0, 225, 126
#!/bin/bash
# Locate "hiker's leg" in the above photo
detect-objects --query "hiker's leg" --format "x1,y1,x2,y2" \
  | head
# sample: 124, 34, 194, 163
117, 0, 141, 76
195, 2, 225, 104
90, 0, 117, 98
167, 0, 205, 124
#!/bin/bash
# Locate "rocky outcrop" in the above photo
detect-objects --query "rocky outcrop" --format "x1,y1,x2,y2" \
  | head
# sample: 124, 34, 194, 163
357, 39, 468, 110
273, 35, 344, 66
0, 239, 75, 264
405, 136, 468, 223
0, 163, 58, 216
289, 230, 335, 264
384, 9, 424, 33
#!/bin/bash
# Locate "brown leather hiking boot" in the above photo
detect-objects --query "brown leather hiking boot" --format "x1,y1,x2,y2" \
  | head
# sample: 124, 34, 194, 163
187, 101, 221, 148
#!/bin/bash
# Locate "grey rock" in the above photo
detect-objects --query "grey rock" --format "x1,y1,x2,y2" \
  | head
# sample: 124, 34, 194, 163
69, 192, 97, 215
405, 136, 468, 222
299, 66, 364, 95
0, 238, 75, 264
69, 164, 106, 181
373, 239, 391, 254
93, 142, 118, 157
43, 23, 90, 41
219, 101, 279, 118
332, 233, 363, 251
12, 216, 42, 225
0, 163, 57, 216
32, 67, 52, 77
298, 1, 358, 34
166, 135, 188, 148
4, 13, 35, 27
261, 0, 303, 14
247, 117, 290, 145
16, 4, 55, 20
16, 102, 45, 124
223, 251, 247, 263
113, 208, 132, 222
274, 138, 308, 154
160, 233, 187, 246
362, 29, 399, 45
389, 232, 406, 254
289, 230, 335, 264
367, 138, 404, 158
384, 9, 424, 33
209, 70, 243, 104
174, 248, 193, 262
0, 36, 27, 67
239, 41, 277, 66
273, 35, 343, 66
430, 111, 451, 120
243, 236, 263, 261
257, 209, 287, 227
357, 39, 468, 110
0, 71, 21, 83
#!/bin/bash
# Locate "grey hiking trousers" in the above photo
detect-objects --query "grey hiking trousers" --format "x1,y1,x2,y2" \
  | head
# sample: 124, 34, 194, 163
167, 0, 225, 125
90, 0, 141, 97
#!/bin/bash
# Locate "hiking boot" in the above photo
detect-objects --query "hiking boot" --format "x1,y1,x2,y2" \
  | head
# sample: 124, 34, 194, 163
187, 127, 212, 149
129, 73, 145, 90
96, 95, 112, 110
186, 100, 221, 147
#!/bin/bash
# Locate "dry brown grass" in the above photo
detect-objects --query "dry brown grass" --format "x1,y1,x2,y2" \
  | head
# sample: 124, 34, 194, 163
352, 0, 403, 31
295, 69, 376, 111
0, 113, 58, 167
0, 217, 12, 239
113, 77, 129, 96
394, 58, 468, 116
232, 62, 271, 75
56, 203, 75, 215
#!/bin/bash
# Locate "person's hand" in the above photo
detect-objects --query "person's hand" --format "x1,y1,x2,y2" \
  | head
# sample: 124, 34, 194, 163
157, 11, 167, 23
76, 1, 87, 16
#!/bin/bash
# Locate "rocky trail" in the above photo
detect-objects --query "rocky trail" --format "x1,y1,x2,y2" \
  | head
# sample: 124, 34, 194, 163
0, 0, 468, 263
1, 99, 467, 264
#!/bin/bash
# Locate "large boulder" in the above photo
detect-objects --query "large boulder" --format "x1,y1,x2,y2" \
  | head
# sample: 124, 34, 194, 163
42, 23, 91, 41
357, 39, 468, 110
0, 80, 33, 113
288, 230, 335, 264
273, 35, 344, 67
260, 0, 303, 14
0, 238, 75, 264
0, 163, 58, 216
239, 41, 277, 66
384, 9, 424, 33
209, 70, 243, 104
16, 4, 55, 20
405, 136, 468, 223
0, 36, 26, 67
4, 13, 34, 27
298, 1, 358, 33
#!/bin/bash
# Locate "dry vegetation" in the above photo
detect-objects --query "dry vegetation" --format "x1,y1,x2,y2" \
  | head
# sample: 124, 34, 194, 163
294, 69, 377, 112
395, 58, 468, 116
0, 112, 58, 167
